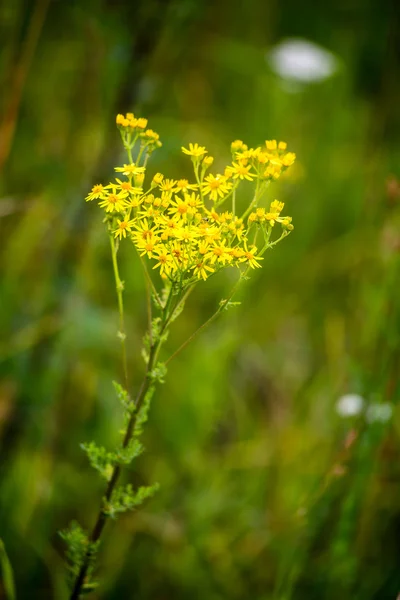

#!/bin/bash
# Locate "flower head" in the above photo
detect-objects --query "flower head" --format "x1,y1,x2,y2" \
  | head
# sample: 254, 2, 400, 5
202, 174, 232, 202
86, 184, 107, 201
86, 113, 295, 284
181, 143, 208, 158
113, 218, 136, 239
115, 163, 146, 177
225, 162, 255, 181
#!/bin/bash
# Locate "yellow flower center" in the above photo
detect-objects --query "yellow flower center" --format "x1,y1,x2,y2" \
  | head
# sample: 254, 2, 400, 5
209, 180, 222, 189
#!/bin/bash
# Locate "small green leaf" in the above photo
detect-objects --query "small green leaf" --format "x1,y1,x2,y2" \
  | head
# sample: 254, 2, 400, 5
105, 483, 160, 518
81, 442, 116, 481
116, 438, 143, 464
149, 362, 167, 383
134, 386, 155, 437
112, 381, 133, 411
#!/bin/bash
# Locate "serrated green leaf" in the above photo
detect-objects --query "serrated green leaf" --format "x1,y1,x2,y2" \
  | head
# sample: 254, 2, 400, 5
81, 441, 116, 481
134, 386, 155, 437
105, 482, 160, 518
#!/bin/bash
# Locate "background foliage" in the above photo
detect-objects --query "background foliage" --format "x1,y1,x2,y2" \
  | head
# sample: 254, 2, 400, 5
1, 0, 400, 598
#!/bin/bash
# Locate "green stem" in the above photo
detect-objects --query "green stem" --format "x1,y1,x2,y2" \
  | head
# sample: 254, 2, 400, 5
214, 181, 239, 209
139, 255, 162, 307
69, 286, 174, 600
109, 234, 129, 391
193, 160, 205, 202
165, 268, 249, 365
136, 143, 147, 165
240, 179, 268, 221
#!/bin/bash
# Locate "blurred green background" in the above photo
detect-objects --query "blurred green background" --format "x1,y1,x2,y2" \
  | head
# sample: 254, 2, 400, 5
1, 0, 400, 598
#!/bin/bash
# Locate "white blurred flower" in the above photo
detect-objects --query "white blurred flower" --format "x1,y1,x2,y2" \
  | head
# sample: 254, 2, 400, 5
267, 38, 338, 83
366, 403, 393, 423
336, 394, 364, 417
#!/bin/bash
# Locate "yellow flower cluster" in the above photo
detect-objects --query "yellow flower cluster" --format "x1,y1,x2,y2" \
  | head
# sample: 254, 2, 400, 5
86, 113, 295, 284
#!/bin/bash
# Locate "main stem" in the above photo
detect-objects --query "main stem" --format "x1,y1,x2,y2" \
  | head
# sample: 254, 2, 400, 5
69, 262, 172, 600
69, 344, 160, 599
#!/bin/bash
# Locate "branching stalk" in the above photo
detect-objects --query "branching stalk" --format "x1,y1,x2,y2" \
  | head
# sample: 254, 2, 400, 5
109, 234, 129, 391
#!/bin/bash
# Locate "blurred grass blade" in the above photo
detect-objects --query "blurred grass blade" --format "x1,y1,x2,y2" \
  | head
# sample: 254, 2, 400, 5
0, 539, 16, 600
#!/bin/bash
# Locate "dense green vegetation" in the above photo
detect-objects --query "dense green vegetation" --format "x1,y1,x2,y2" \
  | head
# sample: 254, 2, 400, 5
1, 1, 399, 598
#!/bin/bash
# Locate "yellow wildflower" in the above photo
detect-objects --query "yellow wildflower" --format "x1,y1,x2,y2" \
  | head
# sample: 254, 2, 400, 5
256, 152, 269, 164
192, 260, 214, 281
136, 238, 159, 259
168, 197, 190, 219
86, 184, 107, 201
113, 218, 136, 240
174, 179, 198, 193
231, 140, 247, 152
132, 218, 159, 241
184, 192, 202, 210
228, 247, 245, 260
98, 190, 128, 213
263, 164, 282, 180
197, 240, 210, 256
281, 152, 296, 167
157, 214, 180, 229
152, 173, 164, 186
167, 240, 185, 264
181, 143, 208, 157
159, 179, 177, 193
270, 200, 284, 214
135, 173, 145, 186
242, 244, 263, 268
112, 178, 137, 193
144, 129, 159, 140
174, 227, 200, 243
143, 193, 155, 205
207, 241, 230, 265
265, 140, 277, 150
139, 206, 161, 220
126, 195, 143, 209
115, 163, 146, 177
202, 174, 232, 202
160, 191, 172, 207
236, 147, 261, 160
219, 211, 233, 223
227, 217, 244, 239
225, 162, 255, 181
152, 246, 174, 277
202, 156, 214, 168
